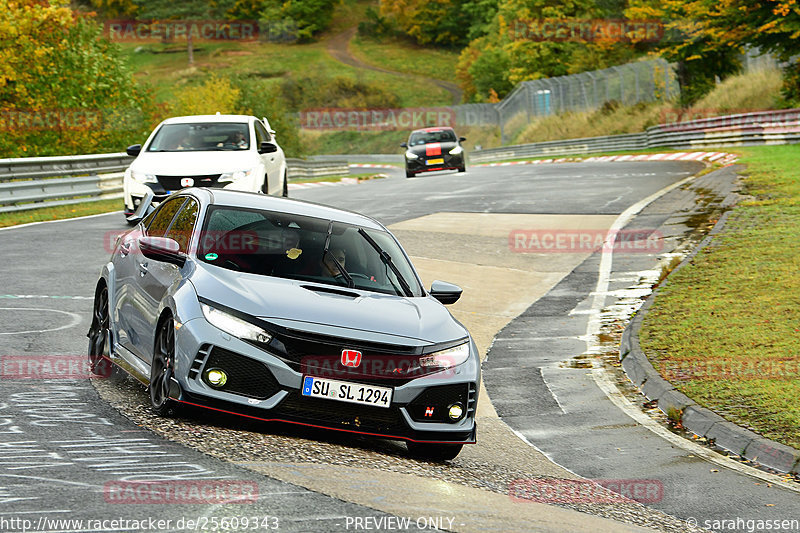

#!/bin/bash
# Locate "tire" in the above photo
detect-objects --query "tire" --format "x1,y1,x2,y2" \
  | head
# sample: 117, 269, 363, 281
458, 165, 466, 173
282, 171, 289, 197
406, 442, 463, 461
149, 315, 180, 417
406, 170, 416, 178
87, 285, 113, 377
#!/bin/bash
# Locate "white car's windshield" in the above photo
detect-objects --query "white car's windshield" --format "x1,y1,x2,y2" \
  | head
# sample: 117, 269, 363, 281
197, 206, 422, 297
148, 122, 250, 152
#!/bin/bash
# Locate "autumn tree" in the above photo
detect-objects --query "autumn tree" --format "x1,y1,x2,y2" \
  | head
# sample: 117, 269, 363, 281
456, 0, 640, 102
0, 0, 157, 157
692, 0, 800, 102
379, 0, 473, 46
625, 0, 744, 106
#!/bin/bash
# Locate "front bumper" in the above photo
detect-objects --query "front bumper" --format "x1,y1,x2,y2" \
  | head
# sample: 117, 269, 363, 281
123, 172, 263, 214
406, 152, 464, 173
170, 316, 479, 444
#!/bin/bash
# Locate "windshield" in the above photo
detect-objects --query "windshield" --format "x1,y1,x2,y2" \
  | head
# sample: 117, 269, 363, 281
408, 129, 457, 146
197, 206, 423, 297
147, 122, 250, 152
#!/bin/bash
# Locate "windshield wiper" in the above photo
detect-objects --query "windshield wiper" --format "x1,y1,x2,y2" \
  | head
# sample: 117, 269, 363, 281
357, 228, 413, 297
322, 221, 354, 288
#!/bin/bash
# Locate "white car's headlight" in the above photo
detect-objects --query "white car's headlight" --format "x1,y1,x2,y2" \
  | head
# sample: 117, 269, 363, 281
405, 150, 419, 160
419, 342, 470, 369
449, 145, 463, 155
131, 171, 157, 183
219, 169, 254, 183
201, 303, 271, 343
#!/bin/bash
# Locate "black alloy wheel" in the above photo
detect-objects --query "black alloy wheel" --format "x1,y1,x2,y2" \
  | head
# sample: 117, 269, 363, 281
149, 316, 180, 416
87, 286, 112, 376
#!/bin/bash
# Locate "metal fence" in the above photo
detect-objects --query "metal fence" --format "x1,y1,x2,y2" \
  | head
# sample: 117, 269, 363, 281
469, 108, 800, 163
493, 58, 678, 143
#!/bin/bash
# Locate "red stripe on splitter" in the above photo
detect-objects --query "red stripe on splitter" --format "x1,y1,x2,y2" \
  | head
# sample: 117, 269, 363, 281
426, 143, 442, 156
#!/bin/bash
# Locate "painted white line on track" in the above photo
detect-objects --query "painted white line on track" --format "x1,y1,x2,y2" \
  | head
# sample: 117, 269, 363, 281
0, 307, 82, 335
581, 173, 800, 492
0, 211, 121, 232
0, 295, 92, 300
501, 163, 800, 493
539, 367, 567, 414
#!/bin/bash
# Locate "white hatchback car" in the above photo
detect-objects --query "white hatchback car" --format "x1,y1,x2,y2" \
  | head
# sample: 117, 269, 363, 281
123, 114, 287, 220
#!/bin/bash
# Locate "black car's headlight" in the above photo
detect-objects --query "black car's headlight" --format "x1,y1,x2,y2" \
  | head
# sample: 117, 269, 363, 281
201, 303, 272, 343
419, 342, 470, 370
448, 145, 463, 155
405, 150, 419, 160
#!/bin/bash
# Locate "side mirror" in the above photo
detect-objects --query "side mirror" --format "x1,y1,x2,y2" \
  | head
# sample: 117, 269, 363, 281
139, 236, 185, 267
126, 189, 155, 225
458, 137, 466, 142
430, 280, 462, 305
126, 144, 142, 157
400, 142, 408, 148
259, 141, 278, 154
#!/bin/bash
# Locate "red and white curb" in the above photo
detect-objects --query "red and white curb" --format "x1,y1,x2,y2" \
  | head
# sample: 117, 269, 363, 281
287, 175, 389, 191
288, 177, 359, 190
475, 151, 739, 167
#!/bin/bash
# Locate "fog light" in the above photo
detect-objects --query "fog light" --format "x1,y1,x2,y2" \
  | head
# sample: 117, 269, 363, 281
448, 403, 464, 420
205, 368, 227, 387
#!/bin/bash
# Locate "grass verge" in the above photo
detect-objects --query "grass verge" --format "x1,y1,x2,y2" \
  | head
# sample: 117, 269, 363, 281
639, 144, 800, 449
0, 199, 122, 228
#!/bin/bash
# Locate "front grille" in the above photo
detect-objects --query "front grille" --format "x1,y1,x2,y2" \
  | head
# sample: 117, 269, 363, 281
263, 329, 426, 386
275, 392, 403, 433
199, 346, 281, 399
407, 384, 470, 423
156, 174, 222, 191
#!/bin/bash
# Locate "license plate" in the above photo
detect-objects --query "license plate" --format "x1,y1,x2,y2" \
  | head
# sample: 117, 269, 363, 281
426, 158, 444, 165
301, 376, 392, 408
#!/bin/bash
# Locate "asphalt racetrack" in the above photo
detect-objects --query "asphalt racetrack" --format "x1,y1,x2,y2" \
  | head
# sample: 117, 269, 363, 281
1, 161, 797, 532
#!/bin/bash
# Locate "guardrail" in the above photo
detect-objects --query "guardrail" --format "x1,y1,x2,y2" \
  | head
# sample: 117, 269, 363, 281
0, 155, 352, 214
469, 133, 647, 163
3, 108, 799, 213
469, 108, 800, 163
286, 157, 349, 178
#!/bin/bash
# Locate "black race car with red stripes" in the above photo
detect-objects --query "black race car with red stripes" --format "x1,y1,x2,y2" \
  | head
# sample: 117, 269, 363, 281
401, 127, 466, 178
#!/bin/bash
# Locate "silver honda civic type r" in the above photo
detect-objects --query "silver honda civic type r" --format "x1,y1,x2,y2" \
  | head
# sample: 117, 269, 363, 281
88, 188, 479, 460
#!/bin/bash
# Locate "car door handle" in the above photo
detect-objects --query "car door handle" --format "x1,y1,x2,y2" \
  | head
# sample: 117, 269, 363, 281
138, 262, 148, 276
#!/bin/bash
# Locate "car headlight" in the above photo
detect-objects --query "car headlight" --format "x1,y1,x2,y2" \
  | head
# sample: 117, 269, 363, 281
405, 150, 419, 160
419, 342, 470, 369
131, 171, 157, 183
219, 169, 254, 183
449, 145, 463, 155
201, 303, 271, 343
